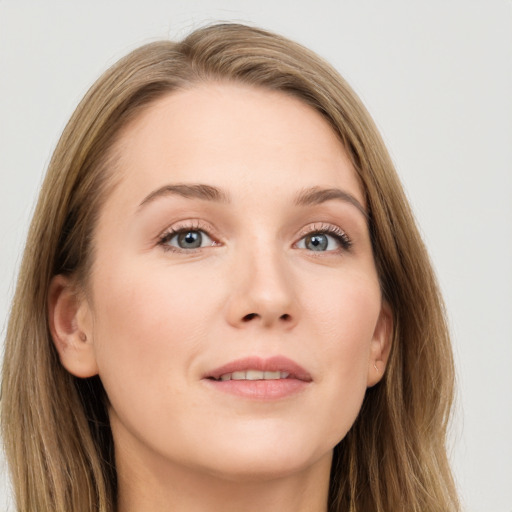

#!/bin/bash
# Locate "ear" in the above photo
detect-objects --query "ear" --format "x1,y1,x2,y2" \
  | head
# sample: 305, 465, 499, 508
367, 300, 393, 387
48, 274, 99, 378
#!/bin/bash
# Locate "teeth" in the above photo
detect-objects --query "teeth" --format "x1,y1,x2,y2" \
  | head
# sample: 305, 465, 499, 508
246, 370, 264, 380
217, 370, 290, 381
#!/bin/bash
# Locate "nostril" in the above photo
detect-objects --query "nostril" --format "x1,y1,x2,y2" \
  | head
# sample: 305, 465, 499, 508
241, 312, 291, 323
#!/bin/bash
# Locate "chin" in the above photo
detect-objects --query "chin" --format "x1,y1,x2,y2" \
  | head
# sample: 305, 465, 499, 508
186, 427, 335, 482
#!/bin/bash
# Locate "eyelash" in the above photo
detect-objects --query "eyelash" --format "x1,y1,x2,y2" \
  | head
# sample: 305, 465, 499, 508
157, 220, 215, 253
157, 221, 352, 253
296, 223, 352, 252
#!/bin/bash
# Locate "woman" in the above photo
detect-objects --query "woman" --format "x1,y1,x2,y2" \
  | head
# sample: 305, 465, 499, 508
1, 23, 460, 511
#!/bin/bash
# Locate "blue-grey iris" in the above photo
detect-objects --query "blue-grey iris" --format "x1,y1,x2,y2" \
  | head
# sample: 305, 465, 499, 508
178, 231, 202, 249
305, 234, 328, 251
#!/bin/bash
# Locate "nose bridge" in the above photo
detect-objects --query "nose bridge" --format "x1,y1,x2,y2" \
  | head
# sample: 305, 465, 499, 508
227, 233, 297, 328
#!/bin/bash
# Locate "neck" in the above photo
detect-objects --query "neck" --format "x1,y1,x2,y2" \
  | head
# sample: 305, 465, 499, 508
116, 446, 332, 512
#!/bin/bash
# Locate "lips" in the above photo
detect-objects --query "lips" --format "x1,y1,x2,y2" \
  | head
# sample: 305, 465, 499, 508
203, 356, 312, 400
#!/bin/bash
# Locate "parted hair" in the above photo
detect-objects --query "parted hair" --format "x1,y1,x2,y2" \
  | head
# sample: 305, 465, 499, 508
1, 23, 460, 511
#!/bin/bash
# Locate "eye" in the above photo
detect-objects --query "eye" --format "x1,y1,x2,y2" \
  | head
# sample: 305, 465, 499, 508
159, 228, 215, 251
295, 226, 351, 252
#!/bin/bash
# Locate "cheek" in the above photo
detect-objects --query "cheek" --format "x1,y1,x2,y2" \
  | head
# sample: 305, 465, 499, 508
303, 268, 381, 353
93, 258, 219, 342
300, 272, 381, 437
89, 259, 222, 407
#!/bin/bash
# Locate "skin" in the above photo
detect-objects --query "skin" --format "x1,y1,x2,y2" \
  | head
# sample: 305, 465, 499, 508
49, 83, 392, 512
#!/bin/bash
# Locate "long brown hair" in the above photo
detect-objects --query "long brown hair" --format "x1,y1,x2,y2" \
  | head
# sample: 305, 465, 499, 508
2, 23, 460, 511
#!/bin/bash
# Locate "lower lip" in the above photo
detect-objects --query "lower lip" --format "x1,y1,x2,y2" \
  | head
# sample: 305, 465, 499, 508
204, 378, 310, 400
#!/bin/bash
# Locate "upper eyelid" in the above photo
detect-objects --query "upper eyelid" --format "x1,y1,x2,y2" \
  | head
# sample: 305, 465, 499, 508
295, 222, 349, 238
158, 220, 220, 240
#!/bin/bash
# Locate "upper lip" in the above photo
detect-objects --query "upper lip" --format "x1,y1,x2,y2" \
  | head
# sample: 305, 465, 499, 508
204, 356, 313, 381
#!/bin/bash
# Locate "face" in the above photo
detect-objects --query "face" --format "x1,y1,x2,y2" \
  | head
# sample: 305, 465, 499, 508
78, 83, 390, 482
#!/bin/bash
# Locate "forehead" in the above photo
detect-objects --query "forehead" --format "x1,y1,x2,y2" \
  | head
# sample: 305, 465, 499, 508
110, 82, 364, 208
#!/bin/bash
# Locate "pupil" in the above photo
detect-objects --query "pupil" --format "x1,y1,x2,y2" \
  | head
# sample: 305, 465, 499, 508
306, 234, 328, 251
178, 231, 202, 248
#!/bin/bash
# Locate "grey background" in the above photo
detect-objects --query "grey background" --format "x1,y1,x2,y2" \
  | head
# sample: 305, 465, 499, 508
1, 1, 511, 510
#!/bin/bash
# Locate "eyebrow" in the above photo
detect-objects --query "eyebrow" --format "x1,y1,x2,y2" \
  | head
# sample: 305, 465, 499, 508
139, 183, 230, 207
138, 183, 367, 218
294, 186, 368, 219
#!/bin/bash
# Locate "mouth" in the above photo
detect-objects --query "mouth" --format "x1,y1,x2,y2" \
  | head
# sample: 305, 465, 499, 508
211, 370, 291, 381
203, 356, 312, 400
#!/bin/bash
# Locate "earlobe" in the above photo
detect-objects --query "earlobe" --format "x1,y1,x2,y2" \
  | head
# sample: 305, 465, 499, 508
48, 274, 99, 378
367, 301, 393, 387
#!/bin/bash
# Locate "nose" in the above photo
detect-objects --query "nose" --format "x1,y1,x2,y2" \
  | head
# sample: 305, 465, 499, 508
224, 243, 298, 330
